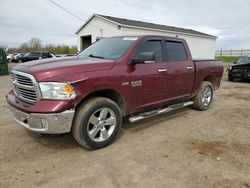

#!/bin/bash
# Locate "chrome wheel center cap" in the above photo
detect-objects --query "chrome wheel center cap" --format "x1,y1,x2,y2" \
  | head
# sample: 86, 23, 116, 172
98, 121, 105, 129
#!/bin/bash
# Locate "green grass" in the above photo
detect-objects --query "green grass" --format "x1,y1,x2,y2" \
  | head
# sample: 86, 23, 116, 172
216, 56, 240, 64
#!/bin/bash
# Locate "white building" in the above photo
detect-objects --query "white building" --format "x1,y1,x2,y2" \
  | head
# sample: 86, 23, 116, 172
76, 14, 217, 59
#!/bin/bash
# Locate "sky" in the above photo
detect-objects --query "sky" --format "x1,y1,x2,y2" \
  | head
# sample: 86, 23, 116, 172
0, 0, 250, 50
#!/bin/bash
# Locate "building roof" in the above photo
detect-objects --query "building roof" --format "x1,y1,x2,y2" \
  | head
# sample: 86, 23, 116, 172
76, 14, 216, 39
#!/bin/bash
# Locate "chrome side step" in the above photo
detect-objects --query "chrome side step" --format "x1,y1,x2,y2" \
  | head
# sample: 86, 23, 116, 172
129, 101, 194, 123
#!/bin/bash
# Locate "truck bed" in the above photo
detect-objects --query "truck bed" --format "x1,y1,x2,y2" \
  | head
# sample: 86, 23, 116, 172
192, 59, 224, 96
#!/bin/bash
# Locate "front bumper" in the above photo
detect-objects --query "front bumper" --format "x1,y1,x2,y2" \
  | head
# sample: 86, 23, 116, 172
9, 105, 75, 134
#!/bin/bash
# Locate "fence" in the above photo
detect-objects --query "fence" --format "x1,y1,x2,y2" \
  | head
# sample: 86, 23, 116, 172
215, 49, 250, 57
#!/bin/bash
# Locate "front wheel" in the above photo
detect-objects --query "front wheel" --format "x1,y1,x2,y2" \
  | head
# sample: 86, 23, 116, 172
193, 81, 213, 111
228, 75, 234, 81
72, 97, 122, 149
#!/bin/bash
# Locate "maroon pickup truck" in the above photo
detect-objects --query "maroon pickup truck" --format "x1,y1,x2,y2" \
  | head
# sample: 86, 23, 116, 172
6, 35, 223, 149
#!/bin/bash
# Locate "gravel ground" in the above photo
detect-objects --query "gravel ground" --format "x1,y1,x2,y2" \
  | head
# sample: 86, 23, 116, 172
0, 63, 250, 188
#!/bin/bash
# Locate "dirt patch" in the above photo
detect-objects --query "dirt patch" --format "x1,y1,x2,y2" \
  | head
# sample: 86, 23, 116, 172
188, 140, 229, 157
211, 108, 250, 120
223, 92, 250, 101
231, 143, 250, 156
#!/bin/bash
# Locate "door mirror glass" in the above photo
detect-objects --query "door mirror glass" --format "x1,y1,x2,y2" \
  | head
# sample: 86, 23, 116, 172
130, 52, 156, 64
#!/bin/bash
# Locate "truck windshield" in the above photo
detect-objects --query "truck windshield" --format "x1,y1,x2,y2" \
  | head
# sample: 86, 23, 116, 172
237, 57, 250, 64
78, 37, 138, 60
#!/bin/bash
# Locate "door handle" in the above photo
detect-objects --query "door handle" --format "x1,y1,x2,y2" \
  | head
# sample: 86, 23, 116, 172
158, 68, 167, 73
186, 66, 193, 70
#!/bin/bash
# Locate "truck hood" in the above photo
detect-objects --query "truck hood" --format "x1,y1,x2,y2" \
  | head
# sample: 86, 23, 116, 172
13, 56, 116, 82
232, 62, 250, 68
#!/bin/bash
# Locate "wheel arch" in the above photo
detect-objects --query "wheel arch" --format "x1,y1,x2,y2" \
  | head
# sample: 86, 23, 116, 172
76, 89, 127, 117
203, 75, 217, 89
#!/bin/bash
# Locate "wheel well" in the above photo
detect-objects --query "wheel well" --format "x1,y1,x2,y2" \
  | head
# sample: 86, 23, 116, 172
203, 75, 216, 88
76, 89, 127, 116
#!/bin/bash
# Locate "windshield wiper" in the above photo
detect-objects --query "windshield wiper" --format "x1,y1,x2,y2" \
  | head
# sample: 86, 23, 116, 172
88, 54, 105, 59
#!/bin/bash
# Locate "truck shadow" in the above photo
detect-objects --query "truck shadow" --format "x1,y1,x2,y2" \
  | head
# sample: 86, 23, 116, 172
26, 107, 192, 150
26, 131, 80, 150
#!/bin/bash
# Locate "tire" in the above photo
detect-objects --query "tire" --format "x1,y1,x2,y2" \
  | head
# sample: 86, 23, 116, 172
193, 81, 213, 111
72, 97, 122, 149
228, 75, 234, 81
17, 59, 22, 63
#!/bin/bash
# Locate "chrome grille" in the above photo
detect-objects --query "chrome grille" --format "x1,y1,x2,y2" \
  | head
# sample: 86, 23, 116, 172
11, 70, 40, 103
15, 74, 33, 86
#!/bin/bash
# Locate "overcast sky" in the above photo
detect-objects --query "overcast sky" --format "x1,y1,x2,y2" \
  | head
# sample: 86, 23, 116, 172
0, 0, 250, 50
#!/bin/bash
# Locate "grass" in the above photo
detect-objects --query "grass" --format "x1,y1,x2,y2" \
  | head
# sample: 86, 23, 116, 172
216, 56, 240, 64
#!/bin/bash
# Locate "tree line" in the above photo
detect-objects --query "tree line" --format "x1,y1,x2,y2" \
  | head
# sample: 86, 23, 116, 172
8, 38, 78, 54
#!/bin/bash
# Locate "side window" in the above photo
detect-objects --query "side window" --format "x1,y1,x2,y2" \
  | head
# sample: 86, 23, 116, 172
42, 52, 48, 58
165, 41, 187, 61
31, 52, 41, 57
135, 40, 163, 62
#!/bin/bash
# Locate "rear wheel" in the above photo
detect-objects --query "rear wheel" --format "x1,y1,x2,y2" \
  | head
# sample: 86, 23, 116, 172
193, 81, 213, 111
72, 97, 122, 149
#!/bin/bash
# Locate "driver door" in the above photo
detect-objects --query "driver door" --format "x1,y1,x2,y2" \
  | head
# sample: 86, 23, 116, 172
127, 39, 168, 112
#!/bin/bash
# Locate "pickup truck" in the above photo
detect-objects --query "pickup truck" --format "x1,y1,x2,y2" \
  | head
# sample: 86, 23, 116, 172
228, 56, 250, 81
6, 35, 224, 149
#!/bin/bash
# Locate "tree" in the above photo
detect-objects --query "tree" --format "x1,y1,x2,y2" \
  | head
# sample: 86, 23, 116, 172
19, 42, 29, 52
29, 38, 42, 51
7, 38, 77, 55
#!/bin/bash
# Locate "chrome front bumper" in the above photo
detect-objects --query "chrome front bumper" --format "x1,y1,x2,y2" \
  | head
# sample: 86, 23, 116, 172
9, 105, 75, 134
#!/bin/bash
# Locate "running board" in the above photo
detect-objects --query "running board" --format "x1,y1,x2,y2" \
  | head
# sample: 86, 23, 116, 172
129, 101, 194, 123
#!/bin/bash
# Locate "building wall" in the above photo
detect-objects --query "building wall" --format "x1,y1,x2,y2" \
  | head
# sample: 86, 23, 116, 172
76, 17, 120, 51
76, 17, 216, 59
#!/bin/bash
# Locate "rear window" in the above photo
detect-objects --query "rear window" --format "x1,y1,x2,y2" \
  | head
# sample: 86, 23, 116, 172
165, 41, 187, 61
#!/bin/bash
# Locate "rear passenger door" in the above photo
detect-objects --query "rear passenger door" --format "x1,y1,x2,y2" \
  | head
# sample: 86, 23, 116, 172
164, 41, 195, 100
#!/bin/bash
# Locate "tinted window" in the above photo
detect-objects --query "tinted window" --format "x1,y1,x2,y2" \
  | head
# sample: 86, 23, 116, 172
42, 52, 49, 57
30, 52, 41, 57
237, 57, 250, 64
165, 41, 187, 61
135, 40, 163, 62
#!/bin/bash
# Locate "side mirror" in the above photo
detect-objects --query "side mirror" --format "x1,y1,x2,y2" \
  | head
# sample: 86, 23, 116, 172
233, 61, 237, 64
130, 52, 156, 64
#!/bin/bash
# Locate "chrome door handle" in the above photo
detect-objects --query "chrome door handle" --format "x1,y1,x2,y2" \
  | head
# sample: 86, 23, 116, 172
158, 68, 167, 73
186, 66, 193, 70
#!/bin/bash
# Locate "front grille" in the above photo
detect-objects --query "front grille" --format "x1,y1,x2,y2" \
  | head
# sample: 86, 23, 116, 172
15, 74, 33, 86
11, 70, 40, 103
232, 69, 244, 73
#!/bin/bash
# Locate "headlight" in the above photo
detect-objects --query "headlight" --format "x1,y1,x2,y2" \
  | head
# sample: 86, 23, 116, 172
229, 66, 232, 70
39, 82, 77, 100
